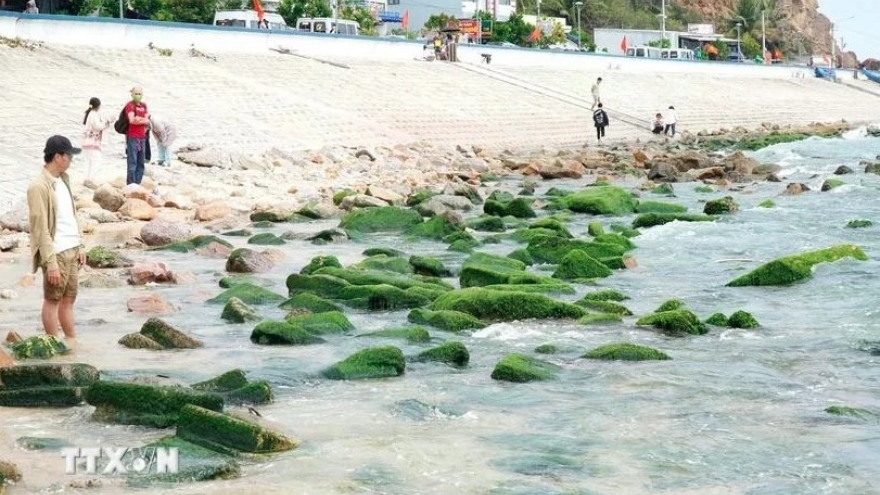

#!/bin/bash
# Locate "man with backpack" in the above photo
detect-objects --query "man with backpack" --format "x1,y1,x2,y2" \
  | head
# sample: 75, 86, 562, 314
593, 103, 609, 143
120, 87, 150, 185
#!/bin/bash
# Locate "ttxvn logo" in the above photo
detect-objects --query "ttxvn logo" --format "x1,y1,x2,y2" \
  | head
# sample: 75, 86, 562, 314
61, 447, 179, 475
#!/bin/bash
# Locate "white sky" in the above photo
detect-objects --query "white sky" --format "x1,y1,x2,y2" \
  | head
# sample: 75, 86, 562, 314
817, 0, 879, 60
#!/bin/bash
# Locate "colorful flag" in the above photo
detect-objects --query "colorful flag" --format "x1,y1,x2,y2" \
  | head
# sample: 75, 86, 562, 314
620, 36, 628, 52
253, 0, 265, 23
402, 10, 409, 30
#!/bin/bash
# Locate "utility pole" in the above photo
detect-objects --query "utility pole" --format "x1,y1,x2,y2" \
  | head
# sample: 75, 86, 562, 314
829, 23, 835, 68
761, 9, 766, 62
660, 0, 666, 43
536, 0, 541, 18
119, 0, 123, 18
575, 1, 583, 50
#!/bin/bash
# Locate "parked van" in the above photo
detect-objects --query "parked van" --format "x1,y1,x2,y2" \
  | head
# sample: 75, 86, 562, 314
214, 10, 287, 30
661, 48, 695, 60
296, 17, 360, 35
625, 46, 662, 59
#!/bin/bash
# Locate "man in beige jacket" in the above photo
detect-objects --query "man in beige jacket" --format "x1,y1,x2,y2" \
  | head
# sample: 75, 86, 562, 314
27, 135, 86, 339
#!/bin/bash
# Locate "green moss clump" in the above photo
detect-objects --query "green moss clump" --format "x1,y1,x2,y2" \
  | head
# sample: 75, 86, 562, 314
552, 250, 613, 280
154, 235, 233, 253
534, 344, 558, 354
337, 284, 433, 311
300, 255, 342, 275
222, 229, 252, 237
191, 371, 272, 406
408, 215, 464, 240
414, 342, 469, 367
323, 346, 406, 380
490, 353, 559, 382
86, 246, 132, 268
208, 283, 285, 305
339, 206, 423, 233
528, 218, 573, 238
822, 178, 845, 191
577, 313, 623, 325
635, 201, 688, 214
247, 233, 285, 245
482, 283, 575, 295
483, 198, 536, 219
431, 288, 585, 321
727, 310, 760, 329
351, 255, 413, 274
651, 183, 675, 196
467, 215, 507, 232
0, 363, 99, 389
363, 247, 405, 257
824, 406, 877, 420
592, 233, 636, 251
406, 189, 438, 206
9, 335, 68, 359
177, 404, 297, 454
509, 227, 565, 243
460, 264, 561, 288
575, 297, 632, 315
655, 299, 685, 312
735, 132, 813, 151
507, 248, 535, 266
333, 189, 357, 205
694, 185, 715, 193
86, 381, 224, 428
278, 293, 341, 314
191, 370, 248, 392
846, 219, 873, 229
632, 213, 716, 228
582, 343, 670, 361
705, 313, 729, 326
703, 196, 739, 215
249, 320, 325, 346
448, 237, 479, 253
554, 186, 636, 215
285, 273, 351, 299
609, 223, 641, 238
218, 276, 258, 289
726, 245, 868, 287
249, 210, 293, 223
360, 326, 431, 343
313, 267, 452, 292
636, 310, 708, 337
286, 311, 354, 335
587, 222, 605, 237
527, 235, 626, 265
580, 289, 629, 301
139, 318, 203, 349
757, 199, 775, 208
409, 255, 451, 277
407, 308, 486, 332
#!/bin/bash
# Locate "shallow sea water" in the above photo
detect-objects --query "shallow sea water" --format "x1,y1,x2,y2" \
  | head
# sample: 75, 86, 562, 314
1, 130, 879, 494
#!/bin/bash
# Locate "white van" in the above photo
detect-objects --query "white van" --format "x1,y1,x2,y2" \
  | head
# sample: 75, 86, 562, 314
296, 17, 360, 35
661, 48, 695, 60
213, 10, 287, 30
625, 46, 662, 59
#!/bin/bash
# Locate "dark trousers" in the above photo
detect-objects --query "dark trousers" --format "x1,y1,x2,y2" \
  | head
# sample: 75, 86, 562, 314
664, 123, 676, 136
596, 125, 606, 141
126, 137, 146, 185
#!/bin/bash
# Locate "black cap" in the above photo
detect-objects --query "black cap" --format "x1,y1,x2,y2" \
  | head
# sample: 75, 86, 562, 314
44, 135, 81, 156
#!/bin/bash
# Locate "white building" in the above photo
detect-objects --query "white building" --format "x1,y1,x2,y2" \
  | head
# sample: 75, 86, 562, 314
461, 0, 516, 21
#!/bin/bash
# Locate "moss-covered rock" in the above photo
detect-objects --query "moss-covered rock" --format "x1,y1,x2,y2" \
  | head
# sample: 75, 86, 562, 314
333, 188, 357, 205
460, 263, 561, 288
405, 189, 438, 207
339, 206, 423, 234
337, 284, 433, 311
490, 353, 559, 382
533, 344, 558, 354
703, 196, 739, 215
636, 310, 708, 337
360, 326, 431, 343
139, 318, 204, 349
363, 247, 405, 257
554, 186, 636, 215
577, 313, 623, 325
9, 335, 68, 360
285, 311, 354, 335
249, 320, 326, 346
208, 283, 284, 304
635, 201, 688, 213
222, 229, 252, 237
447, 237, 479, 253
582, 343, 670, 361
727, 310, 760, 329
406, 308, 486, 332
155, 235, 233, 253
846, 219, 873, 229
655, 299, 685, 312
431, 288, 585, 321
580, 289, 629, 301
632, 213, 716, 228
118, 333, 165, 350
323, 346, 406, 380
192, 369, 248, 392
351, 255, 413, 274
609, 223, 641, 238
125, 436, 240, 486
247, 233, 285, 245
285, 273, 351, 299
407, 215, 464, 240
824, 406, 878, 420
0, 363, 99, 408
86, 246, 133, 268
413, 342, 469, 367
312, 267, 452, 292
466, 215, 507, 232
552, 250, 613, 280
726, 245, 868, 287
528, 218, 573, 238
506, 248, 535, 266
705, 313, 729, 326
249, 210, 293, 223
592, 233, 636, 251
299, 255, 342, 276
575, 299, 632, 315
218, 276, 260, 289
757, 199, 775, 208
481, 283, 575, 295
409, 255, 452, 277
191, 370, 272, 406
278, 292, 342, 314
484, 198, 536, 219
651, 183, 675, 196
587, 222, 605, 237
177, 404, 297, 454
221, 297, 260, 323
86, 381, 224, 428
527, 235, 626, 265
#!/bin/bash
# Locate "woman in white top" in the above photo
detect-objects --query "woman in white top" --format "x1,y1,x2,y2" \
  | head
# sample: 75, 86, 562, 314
81, 97, 113, 181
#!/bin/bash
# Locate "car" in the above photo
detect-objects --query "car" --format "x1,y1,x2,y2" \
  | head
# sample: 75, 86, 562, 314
484, 41, 518, 48
728, 51, 746, 62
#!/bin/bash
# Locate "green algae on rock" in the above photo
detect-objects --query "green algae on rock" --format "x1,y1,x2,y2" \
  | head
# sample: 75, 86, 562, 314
582, 343, 670, 361
575, 298, 632, 315
705, 313, 729, 326
655, 299, 685, 313
466, 215, 507, 232
312, 266, 453, 292
86, 381, 224, 428
250, 320, 326, 346
727, 310, 760, 329
577, 312, 623, 325
247, 233, 285, 245
221, 297, 261, 323
409, 255, 452, 277
0, 363, 99, 408
337, 284, 434, 311
285, 273, 351, 299
360, 326, 431, 343
413, 341, 470, 367
552, 250, 613, 280
580, 289, 629, 301
637, 310, 708, 337
9, 335, 68, 360
528, 217, 573, 238
757, 199, 775, 208
339, 206, 423, 233
126, 436, 240, 486
323, 346, 406, 380
534, 344, 558, 354
484, 197, 537, 219
824, 406, 878, 420
491, 353, 559, 382
138, 317, 204, 349
703, 196, 739, 215
153, 235, 233, 253
432, 288, 586, 321
191, 369, 273, 406
635, 200, 688, 214
632, 212, 716, 228
726, 245, 868, 287
526, 235, 626, 265
285, 310, 353, 334
407, 308, 486, 332
587, 222, 605, 237
208, 283, 286, 305
300, 255, 343, 275
278, 292, 342, 314
481, 283, 575, 295
407, 214, 465, 240
177, 405, 298, 455
846, 219, 872, 229
553, 186, 636, 215
86, 246, 132, 268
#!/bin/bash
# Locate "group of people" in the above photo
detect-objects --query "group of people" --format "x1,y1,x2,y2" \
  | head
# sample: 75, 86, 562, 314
588, 77, 679, 142
651, 106, 678, 137
21, 86, 177, 345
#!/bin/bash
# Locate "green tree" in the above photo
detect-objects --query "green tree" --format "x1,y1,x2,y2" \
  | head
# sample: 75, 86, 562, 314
164, 0, 215, 23
340, 4, 377, 35
647, 38, 671, 48
219, 0, 245, 10
423, 13, 456, 31
277, 0, 332, 27
490, 13, 535, 46
740, 32, 761, 59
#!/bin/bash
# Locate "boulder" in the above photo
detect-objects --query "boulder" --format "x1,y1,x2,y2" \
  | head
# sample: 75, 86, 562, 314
703, 196, 739, 215
194, 202, 231, 222
129, 261, 173, 285
155, 235, 233, 253
833, 165, 854, 175
126, 293, 175, 314
177, 405, 296, 455
582, 343, 670, 361
359, 326, 431, 343
430, 287, 585, 322
554, 186, 636, 215
366, 185, 406, 205
552, 249, 613, 280
306, 228, 349, 245
636, 310, 708, 337
225, 248, 277, 274
86, 246, 133, 268
285, 311, 354, 335
406, 308, 486, 332
86, 381, 224, 427
278, 293, 341, 314
632, 213, 716, 229
322, 346, 406, 380
220, 297, 260, 323
491, 353, 559, 382
726, 245, 867, 287
137, 317, 203, 349
249, 320, 325, 346
118, 333, 165, 350
415, 195, 474, 217
140, 219, 192, 247
647, 161, 680, 182
338, 206, 423, 233
207, 283, 285, 305
413, 341, 469, 367
117, 198, 156, 220
191, 369, 273, 406
782, 183, 810, 196
0, 363, 99, 407
93, 184, 125, 212
0, 347, 12, 367
338, 194, 389, 210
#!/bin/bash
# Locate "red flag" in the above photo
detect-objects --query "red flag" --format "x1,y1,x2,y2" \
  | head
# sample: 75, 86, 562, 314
253, 0, 265, 23
620, 36, 628, 52
527, 26, 541, 42
402, 10, 409, 30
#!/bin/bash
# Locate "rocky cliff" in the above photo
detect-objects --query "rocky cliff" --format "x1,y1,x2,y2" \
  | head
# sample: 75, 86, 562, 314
673, 0, 857, 66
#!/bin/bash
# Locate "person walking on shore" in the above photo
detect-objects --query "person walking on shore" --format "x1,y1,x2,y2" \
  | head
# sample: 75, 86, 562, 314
664, 105, 677, 137
149, 115, 177, 167
593, 103, 609, 143
27, 135, 86, 339
590, 77, 602, 110
81, 97, 113, 181
124, 87, 150, 185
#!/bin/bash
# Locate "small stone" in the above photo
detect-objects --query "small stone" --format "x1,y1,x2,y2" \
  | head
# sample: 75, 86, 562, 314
0, 289, 17, 299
